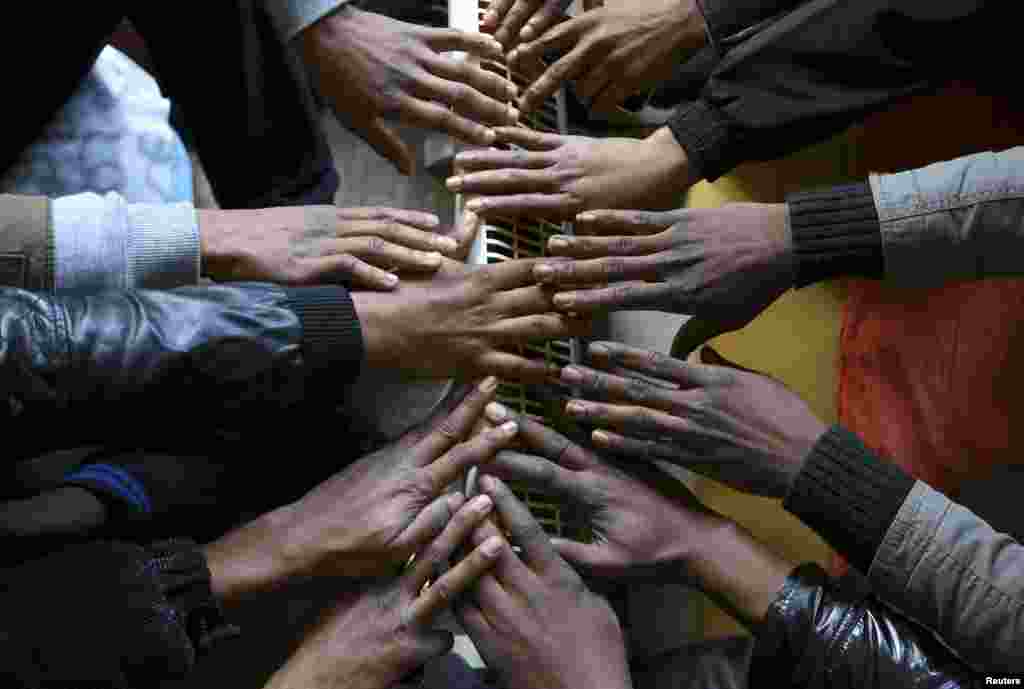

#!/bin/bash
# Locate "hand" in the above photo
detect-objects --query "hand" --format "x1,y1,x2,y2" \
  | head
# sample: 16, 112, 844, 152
199, 206, 455, 288
203, 379, 518, 595
561, 341, 827, 498
299, 7, 519, 175
533, 204, 794, 335
266, 497, 508, 689
510, 2, 707, 114
352, 258, 592, 383
480, 0, 572, 50
448, 126, 694, 221
455, 475, 632, 689
483, 404, 721, 579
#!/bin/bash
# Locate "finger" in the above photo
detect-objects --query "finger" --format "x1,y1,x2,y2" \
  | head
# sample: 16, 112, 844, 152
423, 27, 506, 62
551, 282, 679, 313
577, 60, 612, 104
397, 93, 497, 146
494, 0, 545, 48
550, 536, 614, 572
425, 420, 520, 492
544, 233, 667, 260
354, 115, 415, 176
473, 350, 560, 384
588, 340, 720, 388
532, 255, 662, 287
410, 70, 517, 129
575, 209, 684, 236
340, 219, 457, 255
415, 376, 499, 461
405, 493, 495, 593
450, 168, 559, 195
466, 193, 584, 221
486, 449, 582, 499
560, 364, 679, 413
485, 404, 598, 470
518, 0, 571, 43
423, 52, 519, 108
486, 284, 555, 318
481, 0, 516, 32
450, 148, 553, 175
480, 475, 567, 576
590, 78, 634, 115
519, 44, 596, 113
590, 429, 680, 463
492, 126, 565, 151
470, 256, 547, 289
406, 535, 507, 626
394, 492, 462, 557
313, 254, 399, 289
564, 398, 687, 438
511, 11, 584, 66
340, 237, 444, 272
488, 313, 592, 345
337, 207, 441, 231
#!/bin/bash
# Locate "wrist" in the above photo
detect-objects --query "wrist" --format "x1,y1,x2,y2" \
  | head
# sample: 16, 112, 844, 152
197, 209, 238, 281
647, 126, 699, 189
350, 290, 397, 369
203, 504, 295, 604
299, 3, 359, 61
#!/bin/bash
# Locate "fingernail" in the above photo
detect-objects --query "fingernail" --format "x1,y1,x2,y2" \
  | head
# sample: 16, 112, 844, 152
385, 273, 400, 287
472, 494, 493, 513
561, 367, 583, 384
553, 293, 575, 309
548, 236, 569, 251
482, 536, 504, 556
480, 475, 498, 492
466, 198, 483, 212
534, 264, 554, 281
508, 48, 521, 64
483, 128, 497, 144
446, 176, 463, 192
592, 430, 610, 446
437, 236, 458, 253
485, 401, 509, 422
589, 343, 609, 357
576, 212, 596, 223
500, 420, 519, 436
566, 400, 586, 415
508, 106, 520, 124
520, 25, 535, 41
479, 376, 498, 393
425, 251, 443, 265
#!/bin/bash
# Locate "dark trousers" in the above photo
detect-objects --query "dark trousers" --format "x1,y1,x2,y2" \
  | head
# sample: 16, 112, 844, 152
3, 1, 337, 208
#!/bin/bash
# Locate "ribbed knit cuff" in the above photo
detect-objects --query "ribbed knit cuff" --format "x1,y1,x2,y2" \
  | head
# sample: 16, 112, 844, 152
126, 202, 201, 288
63, 463, 152, 517
149, 540, 240, 656
283, 286, 363, 382
666, 100, 732, 183
787, 183, 884, 288
783, 426, 914, 573
268, 0, 352, 41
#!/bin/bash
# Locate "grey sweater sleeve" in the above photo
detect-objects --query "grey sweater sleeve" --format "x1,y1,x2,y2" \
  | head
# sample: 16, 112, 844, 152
51, 192, 200, 290
265, 0, 352, 42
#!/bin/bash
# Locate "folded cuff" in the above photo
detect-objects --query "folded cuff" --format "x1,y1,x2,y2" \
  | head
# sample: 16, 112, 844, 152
126, 202, 201, 288
787, 182, 884, 287
268, 0, 352, 41
283, 286, 363, 382
784, 426, 915, 573
63, 463, 153, 516
666, 100, 733, 183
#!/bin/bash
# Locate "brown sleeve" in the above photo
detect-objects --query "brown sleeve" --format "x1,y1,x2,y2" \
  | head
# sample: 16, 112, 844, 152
0, 194, 53, 290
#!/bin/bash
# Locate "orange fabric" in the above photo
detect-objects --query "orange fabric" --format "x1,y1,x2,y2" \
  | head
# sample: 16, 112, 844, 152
832, 86, 1024, 574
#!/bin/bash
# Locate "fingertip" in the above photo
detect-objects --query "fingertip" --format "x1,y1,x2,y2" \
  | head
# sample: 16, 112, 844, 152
479, 376, 499, 394
384, 273, 400, 288
485, 401, 510, 423
592, 429, 611, 447
448, 491, 466, 512
519, 24, 535, 42
481, 535, 505, 557
588, 341, 611, 358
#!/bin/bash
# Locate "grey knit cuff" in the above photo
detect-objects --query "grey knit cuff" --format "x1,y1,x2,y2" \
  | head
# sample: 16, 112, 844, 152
126, 201, 200, 288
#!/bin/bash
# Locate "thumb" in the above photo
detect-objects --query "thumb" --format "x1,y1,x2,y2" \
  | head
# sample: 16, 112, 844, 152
350, 114, 416, 176
551, 537, 603, 569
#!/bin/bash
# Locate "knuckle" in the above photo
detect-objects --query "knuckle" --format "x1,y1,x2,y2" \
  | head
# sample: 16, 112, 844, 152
436, 419, 462, 441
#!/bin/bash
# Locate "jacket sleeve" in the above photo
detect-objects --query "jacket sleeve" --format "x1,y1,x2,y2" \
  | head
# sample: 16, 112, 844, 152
667, 0, 999, 182
750, 563, 974, 688
0, 283, 362, 463
0, 539, 238, 689
869, 146, 1024, 287
784, 426, 1024, 674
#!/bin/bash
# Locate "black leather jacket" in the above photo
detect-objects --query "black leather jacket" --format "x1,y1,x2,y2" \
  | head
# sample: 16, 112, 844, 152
1, 283, 362, 464
752, 564, 974, 688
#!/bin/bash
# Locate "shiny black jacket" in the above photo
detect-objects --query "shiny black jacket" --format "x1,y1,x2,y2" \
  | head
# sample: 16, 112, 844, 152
0, 283, 362, 464
752, 564, 974, 687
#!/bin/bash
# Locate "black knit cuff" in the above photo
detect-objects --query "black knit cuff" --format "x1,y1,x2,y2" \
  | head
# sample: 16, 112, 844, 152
283, 286, 363, 382
697, 0, 792, 52
666, 100, 733, 183
149, 539, 240, 656
787, 183, 884, 288
783, 426, 915, 573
